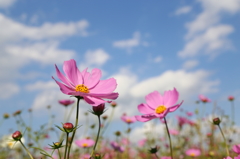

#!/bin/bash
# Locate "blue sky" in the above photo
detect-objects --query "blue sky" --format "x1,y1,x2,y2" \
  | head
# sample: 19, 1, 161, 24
0, 0, 240, 143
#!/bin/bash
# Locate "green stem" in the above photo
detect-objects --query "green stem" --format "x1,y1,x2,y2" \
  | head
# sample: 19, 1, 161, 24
231, 101, 235, 125
58, 149, 62, 159
19, 140, 34, 159
64, 133, 69, 159
164, 117, 173, 159
67, 97, 81, 159
91, 115, 101, 157
218, 125, 229, 156
154, 153, 159, 159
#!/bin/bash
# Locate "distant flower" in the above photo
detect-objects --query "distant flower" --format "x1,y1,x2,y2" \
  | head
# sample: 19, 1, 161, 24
135, 88, 183, 122
0, 135, 25, 149
161, 157, 172, 159
75, 138, 95, 148
138, 139, 147, 147
199, 95, 211, 103
52, 59, 119, 106
186, 111, 193, 117
223, 157, 232, 159
176, 116, 194, 127
59, 99, 75, 107
121, 114, 136, 124
185, 148, 201, 157
110, 141, 124, 152
81, 154, 91, 159
233, 144, 240, 154
228, 96, 235, 101
169, 129, 179, 135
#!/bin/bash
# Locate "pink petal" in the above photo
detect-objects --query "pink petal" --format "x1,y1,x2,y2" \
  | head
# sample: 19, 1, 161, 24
163, 88, 179, 107
84, 68, 102, 89
63, 59, 82, 86
88, 92, 119, 100
145, 91, 163, 109
135, 115, 155, 122
155, 108, 170, 119
84, 96, 106, 106
52, 77, 75, 94
90, 78, 117, 94
55, 64, 75, 88
168, 100, 183, 112
138, 103, 154, 114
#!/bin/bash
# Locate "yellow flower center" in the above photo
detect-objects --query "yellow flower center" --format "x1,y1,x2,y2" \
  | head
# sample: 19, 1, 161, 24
7, 142, 14, 148
155, 105, 167, 114
126, 119, 132, 123
190, 153, 195, 157
75, 84, 89, 93
82, 143, 88, 147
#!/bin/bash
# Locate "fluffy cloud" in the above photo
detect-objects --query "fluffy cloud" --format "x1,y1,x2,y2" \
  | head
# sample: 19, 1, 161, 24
0, 0, 16, 8
182, 60, 199, 70
175, 6, 192, 15
178, 0, 240, 58
0, 82, 19, 98
113, 32, 141, 52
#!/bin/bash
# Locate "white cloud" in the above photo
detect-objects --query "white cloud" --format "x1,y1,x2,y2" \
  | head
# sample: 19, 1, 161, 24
178, 0, 240, 58
175, 6, 192, 15
0, 0, 16, 8
84, 49, 110, 66
154, 56, 162, 63
5, 41, 75, 64
0, 82, 19, 98
182, 60, 199, 69
0, 13, 89, 43
113, 32, 141, 52
130, 69, 219, 100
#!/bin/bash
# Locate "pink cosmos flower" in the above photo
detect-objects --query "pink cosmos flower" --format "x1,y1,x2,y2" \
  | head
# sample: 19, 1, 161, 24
59, 99, 75, 107
121, 114, 137, 124
110, 141, 124, 152
223, 156, 240, 159
52, 59, 119, 106
75, 138, 95, 148
186, 111, 193, 117
185, 148, 201, 157
161, 157, 172, 159
233, 144, 240, 154
199, 94, 211, 103
135, 88, 183, 122
138, 139, 147, 147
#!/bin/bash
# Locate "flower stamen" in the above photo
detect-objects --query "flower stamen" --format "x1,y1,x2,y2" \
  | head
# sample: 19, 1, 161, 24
82, 143, 88, 147
155, 105, 167, 114
75, 84, 89, 93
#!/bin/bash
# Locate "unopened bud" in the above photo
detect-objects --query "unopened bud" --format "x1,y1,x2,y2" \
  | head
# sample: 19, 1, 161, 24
12, 131, 22, 141
213, 117, 221, 125
92, 103, 105, 116
63, 123, 74, 133
110, 101, 117, 108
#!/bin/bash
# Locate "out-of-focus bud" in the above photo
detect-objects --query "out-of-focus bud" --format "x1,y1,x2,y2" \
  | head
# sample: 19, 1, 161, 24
110, 101, 117, 108
3, 113, 10, 119
13, 110, 21, 116
115, 131, 121, 137
63, 123, 74, 133
12, 131, 22, 141
90, 124, 95, 129
49, 141, 64, 149
228, 96, 234, 101
92, 103, 105, 116
102, 115, 108, 120
213, 117, 221, 125
148, 146, 159, 154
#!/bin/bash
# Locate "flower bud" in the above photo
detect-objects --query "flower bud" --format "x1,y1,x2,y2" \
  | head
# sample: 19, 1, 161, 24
213, 117, 221, 125
110, 101, 117, 108
63, 123, 74, 133
148, 146, 159, 154
92, 103, 105, 116
228, 96, 234, 101
102, 115, 108, 120
3, 113, 10, 119
115, 131, 121, 136
12, 131, 22, 141
13, 110, 21, 116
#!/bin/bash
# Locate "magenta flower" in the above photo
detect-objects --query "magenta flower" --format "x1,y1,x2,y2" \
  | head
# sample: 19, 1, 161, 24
52, 59, 119, 106
59, 99, 75, 107
233, 144, 240, 154
135, 88, 183, 122
110, 141, 124, 152
75, 138, 95, 148
228, 96, 235, 101
121, 114, 137, 124
185, 148, 201, 157
199, 94, 211, 103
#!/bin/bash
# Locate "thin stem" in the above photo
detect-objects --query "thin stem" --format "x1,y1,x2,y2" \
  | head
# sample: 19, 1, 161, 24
58, 148, 62, 159
64, 133, 69, 159
218, 125, 229, 156
164, 117, 173, 159
231, 101, 235, 125
19, 140, 34, 159
91, 115, 102, 157
154, 153, 159, 159
67, 97, 81, 159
